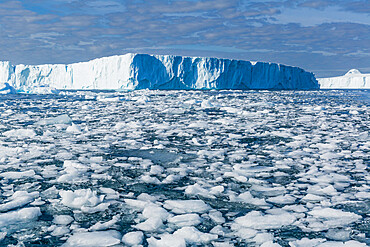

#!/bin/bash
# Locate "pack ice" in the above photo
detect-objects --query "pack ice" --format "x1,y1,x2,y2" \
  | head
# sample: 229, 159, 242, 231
318, 69, 370, 89
0, 53, 318, 91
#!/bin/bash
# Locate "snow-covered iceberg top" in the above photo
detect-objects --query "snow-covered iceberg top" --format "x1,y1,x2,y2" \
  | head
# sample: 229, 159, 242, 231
318, 69, 370, 89
1, 53, 318, 91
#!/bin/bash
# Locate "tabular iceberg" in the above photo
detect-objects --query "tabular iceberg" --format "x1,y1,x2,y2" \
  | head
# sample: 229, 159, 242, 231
0, 53, 318, 92
319, 69, 370, 89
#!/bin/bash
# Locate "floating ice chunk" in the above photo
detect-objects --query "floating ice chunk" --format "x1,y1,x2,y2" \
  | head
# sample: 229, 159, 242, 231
185, 183, 215, 198
0, 170, 36, 180
134, 216, 163, 231
253, 232, 274, 244
266, 194, 296, 205
317, 240, 367, 247
307, 185, 337, 196
355, 191, 370, 200
53, 215, 74, 225
260, 241, 282, 247
164, 200, 210, 214
99, 188, 119, 200
124, 198, 150, 210
149, 165, 164, 175
325, 228, 351, 241
201, 99, 216, 108
282, 205, 308, 213
37, 114, 72, 125
233, 227, 258, 239
289, 237, 326, 247
308, 208, 361, 229
59, 189, 109, 213
0, 207, 41, 227
208, 210, 225, 224
301, 194, 326, 203
140, 175, 161, 184
51, 226, 70, 236
221, 107, 239, 114
66, 123, 82, 134
142, 205, 170, 221
210, 185, 224, 195
0, 231, 6, 241
0, 191, 39, 212
188, 121, 208, 128
122, 231, 144, 246
89, 215, 119, 231
0, 82, 16, 94
147, 234, 186, 247
234, 210, 297, 230
233, 191, 269, 207
97, 95, 121, 102
212, 242, 234, 247
21, 85, 59, 94
250, 185, 286, 197
168, 213, 201, 227
3, 129, 36, 138
57, 162, 88, 184
81, 203, 111, 214
137, 193, 158, 202
173, 226, 218, 244
62, 230, 121, 247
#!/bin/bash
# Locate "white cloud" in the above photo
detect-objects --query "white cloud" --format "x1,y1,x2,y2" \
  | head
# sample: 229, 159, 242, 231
274, 6, 370, 26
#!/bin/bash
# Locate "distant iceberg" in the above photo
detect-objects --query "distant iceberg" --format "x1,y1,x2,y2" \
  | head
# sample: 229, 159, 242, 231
0, 53, 319, 92
319, 69, 370, 89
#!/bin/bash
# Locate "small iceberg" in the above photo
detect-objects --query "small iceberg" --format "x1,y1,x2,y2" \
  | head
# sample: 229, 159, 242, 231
0, 82, 16, 94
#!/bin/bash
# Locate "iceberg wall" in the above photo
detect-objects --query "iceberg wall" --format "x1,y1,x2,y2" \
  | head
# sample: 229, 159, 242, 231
318, 69, 370, 89
1, 53, 319, 91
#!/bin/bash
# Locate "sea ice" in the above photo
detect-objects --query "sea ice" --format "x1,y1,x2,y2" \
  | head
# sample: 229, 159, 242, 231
163, 200, 211, 214
0, 207, 41, 228
59, 189, 110, 213
233, 210, 297, 230
122, 231, 144, 246
62, 230, 121, 247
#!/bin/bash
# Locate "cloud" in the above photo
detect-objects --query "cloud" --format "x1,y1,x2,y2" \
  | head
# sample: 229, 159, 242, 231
274, 5, 370, 26
0, 0, 369, 77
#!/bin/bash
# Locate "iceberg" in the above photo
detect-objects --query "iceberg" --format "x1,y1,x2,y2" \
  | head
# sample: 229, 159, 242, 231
0, 53, 318, 91
318, 69, 370, 89
0, 82, 16, 94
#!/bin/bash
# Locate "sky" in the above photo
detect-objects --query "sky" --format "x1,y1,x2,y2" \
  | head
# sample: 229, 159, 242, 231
0, 0, 369, 77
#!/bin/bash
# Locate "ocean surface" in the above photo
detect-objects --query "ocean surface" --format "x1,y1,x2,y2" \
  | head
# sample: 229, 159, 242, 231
0, 90, 369, 247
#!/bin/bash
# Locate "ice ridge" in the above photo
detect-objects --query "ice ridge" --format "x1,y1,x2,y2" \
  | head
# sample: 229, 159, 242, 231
0, 53, 319, 91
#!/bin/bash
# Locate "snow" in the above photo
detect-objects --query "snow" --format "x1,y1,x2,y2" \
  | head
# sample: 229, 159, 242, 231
319, 69, 370, 89
0, 53, 319, 91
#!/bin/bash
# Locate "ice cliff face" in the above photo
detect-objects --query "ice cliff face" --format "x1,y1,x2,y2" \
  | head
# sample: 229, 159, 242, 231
319, 69, 370, 89
0, 53, 318, 91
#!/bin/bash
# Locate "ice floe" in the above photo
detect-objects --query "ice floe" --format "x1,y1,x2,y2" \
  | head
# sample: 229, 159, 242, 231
0, 90, 368, 246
